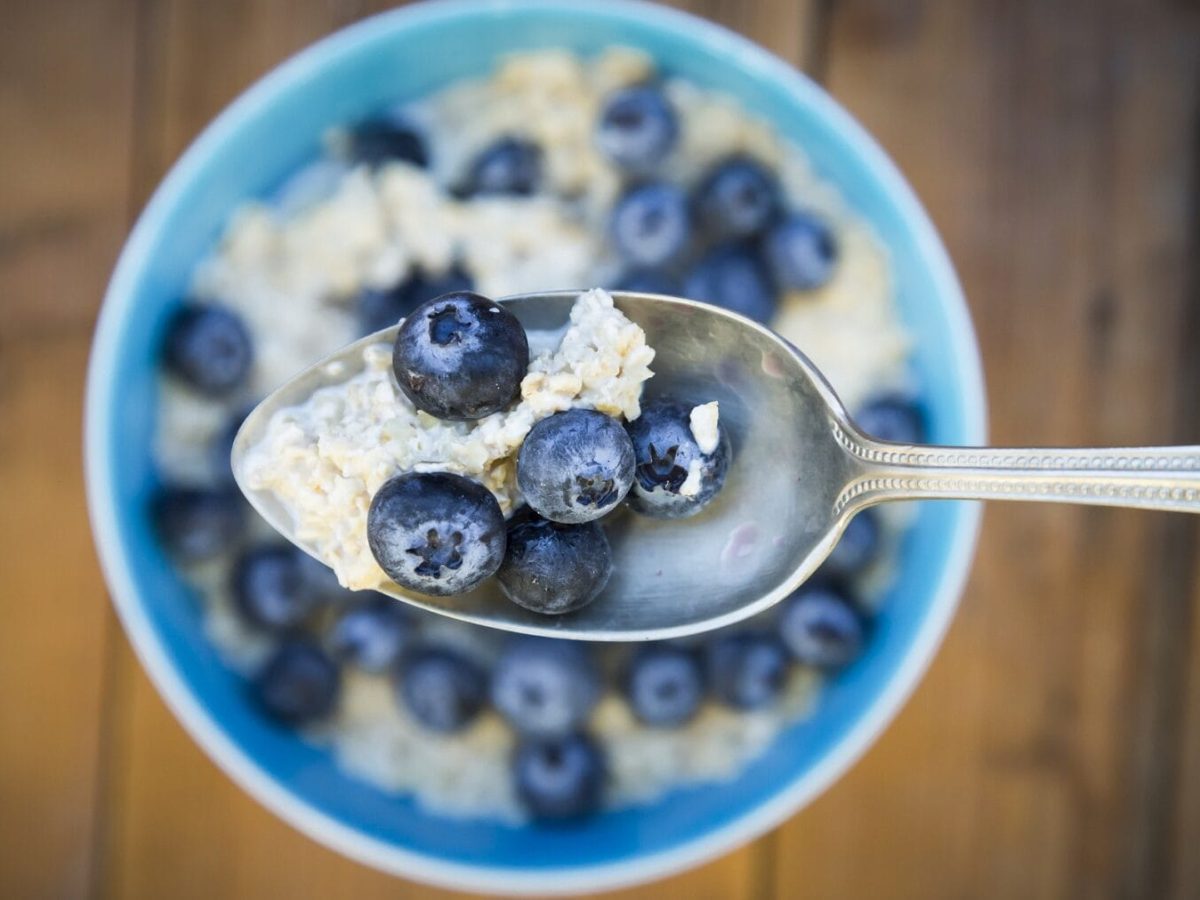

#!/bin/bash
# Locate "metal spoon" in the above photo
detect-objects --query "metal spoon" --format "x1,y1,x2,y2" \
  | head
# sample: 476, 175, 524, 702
232, 290, 1200, 641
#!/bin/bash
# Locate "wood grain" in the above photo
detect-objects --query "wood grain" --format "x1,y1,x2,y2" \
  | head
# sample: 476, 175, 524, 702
0, 0, 138, 896
769, 1, 1200, 898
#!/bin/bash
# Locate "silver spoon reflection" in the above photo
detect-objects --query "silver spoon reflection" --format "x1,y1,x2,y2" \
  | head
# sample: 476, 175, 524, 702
232, 291, 1200, 641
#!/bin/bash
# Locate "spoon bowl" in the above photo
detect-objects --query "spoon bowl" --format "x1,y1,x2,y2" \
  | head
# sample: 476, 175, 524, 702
234, 290, 1200, 642
233, 291, 861, 641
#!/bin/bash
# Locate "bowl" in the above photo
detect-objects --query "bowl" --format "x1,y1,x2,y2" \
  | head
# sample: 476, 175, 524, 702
85, 0, 986, 893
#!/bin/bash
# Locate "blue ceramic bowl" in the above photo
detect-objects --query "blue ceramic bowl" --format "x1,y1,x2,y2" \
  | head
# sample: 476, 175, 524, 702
85, 0, 986, 893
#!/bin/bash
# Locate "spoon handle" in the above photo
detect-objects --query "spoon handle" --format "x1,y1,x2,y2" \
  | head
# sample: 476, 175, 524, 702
834, 428, 1200, 515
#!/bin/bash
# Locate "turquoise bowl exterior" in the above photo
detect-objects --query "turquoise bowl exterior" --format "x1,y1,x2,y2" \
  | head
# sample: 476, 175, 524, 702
85, 1, 986, 893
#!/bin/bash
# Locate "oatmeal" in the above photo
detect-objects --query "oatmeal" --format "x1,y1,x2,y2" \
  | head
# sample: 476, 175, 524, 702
243, 289, 654, 590
151, 46, 919, 822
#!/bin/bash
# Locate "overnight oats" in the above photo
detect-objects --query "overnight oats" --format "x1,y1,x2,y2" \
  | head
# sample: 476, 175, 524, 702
150, 48, 922, 822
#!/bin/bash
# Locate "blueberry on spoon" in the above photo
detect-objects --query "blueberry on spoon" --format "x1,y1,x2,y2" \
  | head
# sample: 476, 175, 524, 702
498, 513, 612, 615
626, 400, 730, 519
392, 292, 529, 420
367, 471, 506, 597
518, 409, 635, 524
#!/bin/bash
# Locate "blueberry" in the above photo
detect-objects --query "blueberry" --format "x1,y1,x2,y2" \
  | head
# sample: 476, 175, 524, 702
610, 182, 691, 268
210, 405, 254, 486
347, 116, 428, 168
855, 395, 925, 445
367, 472, 506, 596
491, 638, 601, 737
253, 639, 340, 725
392, 292, 529, 420
356, 265, 475, 337
624, 644, 704, 727
152, 486, 246, 562
232, 544, 321, 631
612, 268, 681, 296
684, 243, 778, 324
514, 733, 606, 819
397, 645, 486, 733
822, 509, 882, 579
626, 400, 730, 519
596, 84, 678, 171
694, 155, 781, 238
328, 593, 414, 673
498, 514, 612, 615
162, 304, 253, 396
779, 584, 865, 669
517, 409, 634, 524
761, 211, 838, 291
705, 632, 790, 710
462, 137, 541, 196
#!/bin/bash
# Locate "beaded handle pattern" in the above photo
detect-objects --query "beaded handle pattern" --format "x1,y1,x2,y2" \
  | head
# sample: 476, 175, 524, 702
830, 423, 1200, 516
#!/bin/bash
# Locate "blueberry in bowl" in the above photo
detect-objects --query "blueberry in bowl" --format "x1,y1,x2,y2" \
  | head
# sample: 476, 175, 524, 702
396, 645, 487, 733
491, 637, 601, 737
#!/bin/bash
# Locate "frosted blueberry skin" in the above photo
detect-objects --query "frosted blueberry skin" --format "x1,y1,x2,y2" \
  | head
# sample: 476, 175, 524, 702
397, 645, 487, 733
626, 399, 731, 519
760, 211, 839, 291
694, 155, 781, 239
162, 303, 254, 396
461, 136, 542, 197
253, 638, 341, 725
491, 637, 601, 737
328, 593, 414, 673
232, 544, 322, 632
367, 472, 506, 597
684, 242, 778, 324
513, 732, 606, 819
498, 513, 612, 615
610, 181, 691, 269
517, 409, 635, 524
595, 84, 679, 171
705, 632, 790, 710
623, 644, 704, 727
392, 292, 530, 421
778, 583, 865, 669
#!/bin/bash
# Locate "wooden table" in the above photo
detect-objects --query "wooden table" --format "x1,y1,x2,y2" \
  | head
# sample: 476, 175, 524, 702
3, 0, 1199, 896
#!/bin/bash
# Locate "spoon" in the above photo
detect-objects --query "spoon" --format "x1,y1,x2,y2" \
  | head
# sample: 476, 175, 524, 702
232, 290, 1200, 642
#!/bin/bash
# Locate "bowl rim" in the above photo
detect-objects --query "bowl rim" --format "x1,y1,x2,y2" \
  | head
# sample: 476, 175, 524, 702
84, 0, 987, 893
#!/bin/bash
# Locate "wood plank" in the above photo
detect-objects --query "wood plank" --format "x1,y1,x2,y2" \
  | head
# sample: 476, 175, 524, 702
769, 0, 1200, 897
99, 1, 816, 897
0, 0, 139, 895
